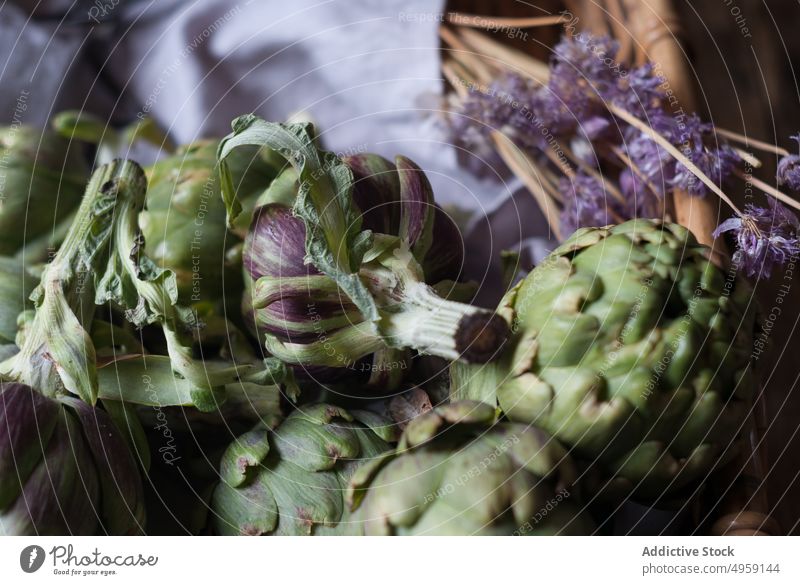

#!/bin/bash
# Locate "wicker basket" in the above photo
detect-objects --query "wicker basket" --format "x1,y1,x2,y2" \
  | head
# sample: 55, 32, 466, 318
442, 0, 778, 535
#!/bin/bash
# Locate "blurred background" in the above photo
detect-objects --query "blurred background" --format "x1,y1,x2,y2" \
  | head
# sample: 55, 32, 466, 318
1, 0, 798, 532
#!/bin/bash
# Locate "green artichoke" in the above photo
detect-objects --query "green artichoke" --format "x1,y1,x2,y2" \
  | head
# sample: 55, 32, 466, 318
0, 125, 88, 255
211, 404, 396, 535
452, 220, 757, 500
139, 140, 276, 304
347, 401, 594, 535
0, 382, 145, 535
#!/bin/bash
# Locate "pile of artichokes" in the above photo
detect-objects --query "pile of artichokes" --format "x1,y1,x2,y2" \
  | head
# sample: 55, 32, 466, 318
0, 113, 758, 536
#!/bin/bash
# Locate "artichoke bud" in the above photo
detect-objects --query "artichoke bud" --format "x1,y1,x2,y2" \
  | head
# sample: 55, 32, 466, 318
140, 140, 276, 304
211, 403, 396, 535
242, 150, 508, 381
452, 220, 757, 500
0, 382, 145, 535
346, 401, 594, 535
0, 124, 88, 254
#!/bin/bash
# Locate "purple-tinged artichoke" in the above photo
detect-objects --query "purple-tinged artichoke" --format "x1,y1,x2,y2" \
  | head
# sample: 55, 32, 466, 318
220, 117, 507, 383
0, 382, 144, 535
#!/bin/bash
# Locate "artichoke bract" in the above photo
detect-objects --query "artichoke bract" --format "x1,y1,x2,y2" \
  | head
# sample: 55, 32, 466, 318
0, 125, 87, 255
347, 401, 594, 535
211, 403, 396, 535
452, 220, 757, 500
222, 117, 508, 381
139, 140, 276, 304
0, 383, 144, 535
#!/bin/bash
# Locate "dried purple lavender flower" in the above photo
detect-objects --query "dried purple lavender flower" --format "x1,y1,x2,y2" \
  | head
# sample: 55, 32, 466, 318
713, 200, 800, 278
560, 171, 632, 234
613, 63, 666, 118
450, 73, 544, 151
625, 112, 739, 197
669, 114, 740, 196
619, 167, 662, 218
777, 134, 800, 191
548, 34, 620, 131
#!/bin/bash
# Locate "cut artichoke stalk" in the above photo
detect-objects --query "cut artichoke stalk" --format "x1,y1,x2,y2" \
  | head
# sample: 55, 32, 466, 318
452, 219, 757, 501
211, 403, 397, 535
0, 123, 88, 255
347, 401, 595, 535
220, 117, 508, 378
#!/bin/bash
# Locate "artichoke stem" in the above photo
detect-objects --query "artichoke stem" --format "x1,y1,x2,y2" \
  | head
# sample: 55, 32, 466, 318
378, 281, 509, 363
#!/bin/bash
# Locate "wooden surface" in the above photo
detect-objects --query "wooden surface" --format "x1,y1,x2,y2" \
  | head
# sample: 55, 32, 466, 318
446, 0, 800, 534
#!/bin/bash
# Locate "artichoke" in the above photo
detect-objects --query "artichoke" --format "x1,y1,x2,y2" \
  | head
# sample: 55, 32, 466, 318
222, 118, 507, 383
347, 401, 594, 535
211, 403, 396, 535
452, 220, 757, 500
0, 124, 87, 255
0, 382, 144, 535
139, 139, 276, 304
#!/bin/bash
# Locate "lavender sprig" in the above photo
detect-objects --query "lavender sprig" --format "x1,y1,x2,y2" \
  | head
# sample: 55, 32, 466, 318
713, 200, 800, 278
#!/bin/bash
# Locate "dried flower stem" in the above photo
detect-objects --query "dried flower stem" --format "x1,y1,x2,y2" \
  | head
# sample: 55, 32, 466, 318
733, 148, 762, 169
733, 169, 800, 212
492, 133, 562, 240
453, 27, 550, 84
716, 127, 791, 158
442, 60, 470, 98
440, 27, 494, 83
446, 12, 570, 29
540, 167, 566, 203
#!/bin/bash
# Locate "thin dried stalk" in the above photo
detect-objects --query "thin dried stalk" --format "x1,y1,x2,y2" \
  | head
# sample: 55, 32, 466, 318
734, 169, 800, 212
716, 127, 791, 158
733, 148, 762, 169
606, 0, 635, 64
453, 27, 551, 84
540, 167, 565, 203
446, 12, 570, 29
492, 133, 562, 240
440, 26, 494, 83
442, 60, 470, 98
